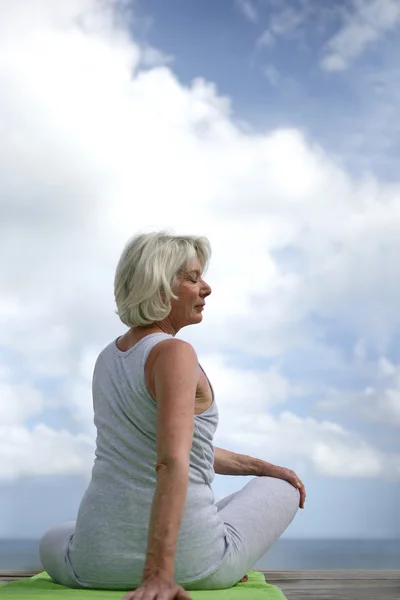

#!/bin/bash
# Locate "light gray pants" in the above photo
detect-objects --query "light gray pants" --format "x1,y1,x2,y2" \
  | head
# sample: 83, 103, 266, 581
40, 476, 299, 590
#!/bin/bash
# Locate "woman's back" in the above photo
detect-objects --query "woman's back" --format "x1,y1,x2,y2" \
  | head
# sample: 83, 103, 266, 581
67, 333, 228, 589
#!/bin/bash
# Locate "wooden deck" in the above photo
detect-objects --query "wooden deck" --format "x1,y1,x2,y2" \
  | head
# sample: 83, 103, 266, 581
1, 570, 399, 599
263, 570, 400, 599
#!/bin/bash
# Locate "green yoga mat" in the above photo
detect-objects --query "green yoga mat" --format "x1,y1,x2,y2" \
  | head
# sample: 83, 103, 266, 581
0, 571, 286, 599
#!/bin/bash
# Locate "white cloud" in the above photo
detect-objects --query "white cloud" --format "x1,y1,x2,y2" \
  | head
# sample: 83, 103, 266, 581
269, 6, 305, 36
216, 396, 400, 480
321, 0, 400, 71
140, 45, 174, 68
0, 424, 94, 480
1, 0, 400, 483
321, 53, 347, 72
199, 354, 304, 414
235, 0, 258, 23
0, 379, 43, 427
199, 356, 400, 479
317, 356, 400, 427
257, 29, 275, 49
263, 64, 280, 86
256, 3, 308, 50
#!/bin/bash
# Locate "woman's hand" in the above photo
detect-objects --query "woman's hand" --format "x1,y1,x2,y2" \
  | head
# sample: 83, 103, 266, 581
123, 574, 192, 600
262, 464, 306, 509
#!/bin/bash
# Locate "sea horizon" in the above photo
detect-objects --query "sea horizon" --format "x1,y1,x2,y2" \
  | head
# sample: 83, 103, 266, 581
1, 537, 399, 572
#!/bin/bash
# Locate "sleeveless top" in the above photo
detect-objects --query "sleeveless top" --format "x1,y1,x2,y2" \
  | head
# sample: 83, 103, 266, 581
65, 333, 229, 589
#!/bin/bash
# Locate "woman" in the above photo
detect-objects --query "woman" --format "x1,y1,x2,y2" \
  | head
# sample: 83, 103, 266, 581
39, 232, 306, 600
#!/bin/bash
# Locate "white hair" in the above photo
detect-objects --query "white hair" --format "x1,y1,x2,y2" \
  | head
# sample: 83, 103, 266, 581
114, 231, 211, 327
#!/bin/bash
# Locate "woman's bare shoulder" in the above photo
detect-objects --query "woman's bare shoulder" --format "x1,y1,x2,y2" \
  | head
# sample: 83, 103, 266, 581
152, 338, 197, 366
145, 339, 198, 399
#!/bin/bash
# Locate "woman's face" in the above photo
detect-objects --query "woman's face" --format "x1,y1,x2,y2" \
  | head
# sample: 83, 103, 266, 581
169, 257, 212, 328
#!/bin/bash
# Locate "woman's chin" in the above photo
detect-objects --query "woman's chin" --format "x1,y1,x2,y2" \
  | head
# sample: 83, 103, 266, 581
190, 312, 204, 324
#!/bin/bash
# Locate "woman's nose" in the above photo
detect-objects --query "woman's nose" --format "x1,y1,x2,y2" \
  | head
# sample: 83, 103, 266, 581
202, 281, 212, 297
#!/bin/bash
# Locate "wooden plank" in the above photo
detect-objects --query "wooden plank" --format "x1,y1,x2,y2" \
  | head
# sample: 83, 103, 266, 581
0, 573, 40, 579
260, 572, 400, 600
0, 571, 41, 582
274, 581, 400, 600
262, 570, 400, 580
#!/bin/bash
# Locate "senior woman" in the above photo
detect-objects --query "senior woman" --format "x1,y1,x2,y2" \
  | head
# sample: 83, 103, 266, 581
39, 232, 306, 600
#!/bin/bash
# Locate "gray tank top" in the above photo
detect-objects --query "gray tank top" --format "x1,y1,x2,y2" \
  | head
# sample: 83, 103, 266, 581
66, 333, 228, 588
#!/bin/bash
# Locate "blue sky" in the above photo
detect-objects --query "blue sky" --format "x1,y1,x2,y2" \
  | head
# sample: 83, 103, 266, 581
134, 0, 400, 178
0, 0, 400, 551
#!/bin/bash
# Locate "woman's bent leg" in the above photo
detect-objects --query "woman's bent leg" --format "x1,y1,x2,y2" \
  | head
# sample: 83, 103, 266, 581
187, 476, 299, 590
39, 521, 78, 587
215, 490, 238, 512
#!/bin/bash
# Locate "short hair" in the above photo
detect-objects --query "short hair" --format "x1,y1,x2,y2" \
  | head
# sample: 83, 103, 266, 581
114, 231, 211, 327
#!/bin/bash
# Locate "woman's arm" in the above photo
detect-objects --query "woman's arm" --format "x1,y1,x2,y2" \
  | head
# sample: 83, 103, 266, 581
213, 446, 272, 476
142, 339, 198, 581
213, 446, 306, 509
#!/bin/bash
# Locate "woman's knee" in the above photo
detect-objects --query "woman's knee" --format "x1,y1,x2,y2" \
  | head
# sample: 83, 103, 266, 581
39, 521, 75, 580
39, 526, 56, 566
39, 521, 73, 556
255, 476, 300, 516
273, 477, 300, 517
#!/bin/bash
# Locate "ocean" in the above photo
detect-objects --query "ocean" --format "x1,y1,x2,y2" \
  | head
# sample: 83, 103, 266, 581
1, 538, 399, 572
